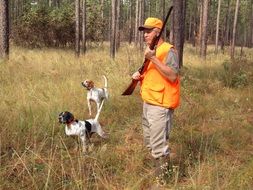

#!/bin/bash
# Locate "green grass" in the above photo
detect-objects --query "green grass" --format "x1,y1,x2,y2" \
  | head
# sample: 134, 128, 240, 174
0, 44, 253, 189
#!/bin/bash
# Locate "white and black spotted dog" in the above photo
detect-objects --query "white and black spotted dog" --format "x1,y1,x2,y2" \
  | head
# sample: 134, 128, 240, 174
58, 101, 107, 154
81, 75, 108, 116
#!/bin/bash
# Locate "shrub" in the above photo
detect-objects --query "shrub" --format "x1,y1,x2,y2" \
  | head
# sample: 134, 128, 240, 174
12, 3, 75, 48
219, 59, 248, 88
11, 1, 106, 48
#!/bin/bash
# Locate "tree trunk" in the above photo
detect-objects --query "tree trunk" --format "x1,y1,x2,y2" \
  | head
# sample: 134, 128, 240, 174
169, 9, 174, 44
139, 0, 144, 50
115, 0, 120, 51
215, 0, 221, 53
0, 0, 9, 59
148, 0, 151, 17
128, 1, 133, 44
188, 12, 192, 41
82, 0, 86, 54
200, 0, 209, 59
225, 0, 231, 45
162, 0, 166, 40
75, 0, 80, 57
134, 0, 139, 45
192, 1, 197, 47
198, 0, 203, 48
250, 0, 253, 48
231, 0, 240, 60
101, 0, 104, 19
173, 0, 185, 68
192, 13, 196, 47
110, 0, 117, 59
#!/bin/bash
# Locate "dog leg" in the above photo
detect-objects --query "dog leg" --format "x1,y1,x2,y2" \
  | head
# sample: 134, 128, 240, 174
95, 122, 107, 139
87, 99, 92, 116
96, 102, 100, 116
80, 136, 88, 154
94, 100, 104, 121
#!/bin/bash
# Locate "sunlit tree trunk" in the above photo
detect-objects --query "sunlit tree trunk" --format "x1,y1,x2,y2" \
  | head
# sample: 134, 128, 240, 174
200, 0, 209, 59
250, 0, 253, 48
101, 0, 104, 19
148, 0, 151, 17
128, 1, 133, 44
225, 0, 231, 45
215, 0, 221, 54
139, 0, 144, 50
231, 0, 240, 60
134, 0, 139, 45
75, 0, 80, 57
82, 0, 86, 54
115, 0, 120, 51
110, 0, 117, 59
0, 0, 9, 59
198, 0, 203, 48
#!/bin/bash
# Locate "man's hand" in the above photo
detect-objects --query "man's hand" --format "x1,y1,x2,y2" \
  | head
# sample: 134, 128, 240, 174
144, 46, 156, 60
132, 71, 142, 80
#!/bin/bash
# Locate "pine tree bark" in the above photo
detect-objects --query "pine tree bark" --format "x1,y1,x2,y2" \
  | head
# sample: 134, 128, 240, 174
215, 0, 221, 53
231, 0, 240, 60
225, 0, 231, 45
200, 0, 209, 59
101, 0, 104, 19
110, 0, 117, 59
250, 0, 253, 48
0, 0, 9, 59
134, 0, 139, 45
128, 1, 133, 44
173, 0, 185, 68
162, 0, 166, 40
198, 0, 203, 48
75, 0, 81, 57
82, 0, 86, 54
115, 0, 120, 51
139, 0, 144, 50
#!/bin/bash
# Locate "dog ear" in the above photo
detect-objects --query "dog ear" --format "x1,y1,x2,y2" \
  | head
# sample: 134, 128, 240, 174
65, 112, 74, 124
88, 80, 94, 88
59, 112, 64, 117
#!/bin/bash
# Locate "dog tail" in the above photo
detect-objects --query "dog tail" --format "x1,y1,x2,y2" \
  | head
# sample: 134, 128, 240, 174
94, 99, 104, 121
103, 75, 108, 88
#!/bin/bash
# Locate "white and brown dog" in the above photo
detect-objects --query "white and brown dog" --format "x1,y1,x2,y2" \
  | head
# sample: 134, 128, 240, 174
81, 75, 108, 116
58, 101, 107, 154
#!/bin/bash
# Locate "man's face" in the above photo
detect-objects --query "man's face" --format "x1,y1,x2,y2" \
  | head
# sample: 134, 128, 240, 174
143, 28, 159, 45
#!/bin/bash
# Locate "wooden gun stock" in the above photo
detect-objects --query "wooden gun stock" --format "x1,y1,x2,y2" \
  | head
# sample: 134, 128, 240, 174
122, 6, 173, 96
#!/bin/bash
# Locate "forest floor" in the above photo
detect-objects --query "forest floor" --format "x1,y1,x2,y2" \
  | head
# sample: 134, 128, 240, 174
0, 44, 253, 189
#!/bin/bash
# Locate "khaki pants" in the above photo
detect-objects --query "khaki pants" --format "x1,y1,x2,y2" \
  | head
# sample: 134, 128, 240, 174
142, 102, 174, 159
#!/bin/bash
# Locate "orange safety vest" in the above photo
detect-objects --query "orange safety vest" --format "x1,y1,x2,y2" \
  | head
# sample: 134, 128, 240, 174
140, 42, 180, 109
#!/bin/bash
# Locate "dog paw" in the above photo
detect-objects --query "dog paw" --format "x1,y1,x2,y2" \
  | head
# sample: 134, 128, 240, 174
99, 144, 108, 153
82, 152, 88, 156
88, 144, 94, 152
102, 133, 109, 139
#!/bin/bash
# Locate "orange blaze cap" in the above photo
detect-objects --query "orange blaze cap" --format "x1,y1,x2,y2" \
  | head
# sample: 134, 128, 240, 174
138, 17, 163, 31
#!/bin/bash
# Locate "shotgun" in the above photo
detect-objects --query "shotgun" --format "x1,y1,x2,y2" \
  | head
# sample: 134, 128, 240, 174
122, 6, 173, 96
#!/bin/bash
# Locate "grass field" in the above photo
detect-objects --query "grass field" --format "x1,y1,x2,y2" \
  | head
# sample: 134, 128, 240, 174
0, 44, 253, 189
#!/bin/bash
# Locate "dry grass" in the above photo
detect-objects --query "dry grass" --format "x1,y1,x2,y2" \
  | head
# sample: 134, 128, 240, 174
0, 44, 253, 189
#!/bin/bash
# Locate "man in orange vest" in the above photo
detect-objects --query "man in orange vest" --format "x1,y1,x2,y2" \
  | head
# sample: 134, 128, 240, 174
132, 18, 180, 168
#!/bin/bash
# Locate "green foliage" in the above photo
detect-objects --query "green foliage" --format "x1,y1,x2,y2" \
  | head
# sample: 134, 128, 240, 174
11, 1, 107, 48
12, 3, 75, 48
219, 59, 248, 88
86, 0, 107, 43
